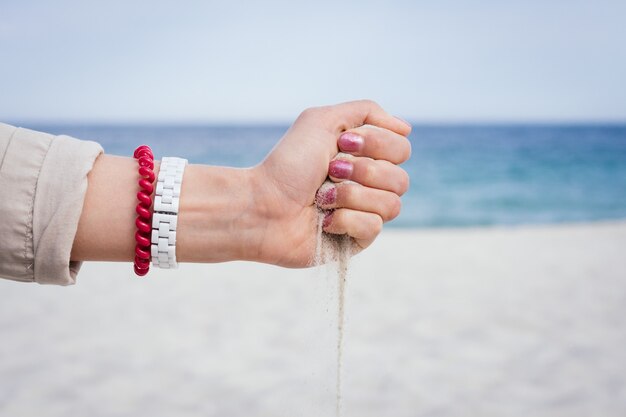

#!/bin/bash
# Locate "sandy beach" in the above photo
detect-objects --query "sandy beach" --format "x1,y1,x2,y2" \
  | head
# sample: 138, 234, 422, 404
1, 221, 625, 417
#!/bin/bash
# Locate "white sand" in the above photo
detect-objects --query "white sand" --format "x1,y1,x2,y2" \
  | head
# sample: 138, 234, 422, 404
1, 221, 625, 417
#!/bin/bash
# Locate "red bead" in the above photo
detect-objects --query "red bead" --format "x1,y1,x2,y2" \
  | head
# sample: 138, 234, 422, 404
135, 245, 150, 259
134, 264, 149, 276
135, 255, 150, 268
133, 145, 154, 160
138, 156, 154, 170
136, 204, 151, 218
139, 166, 155, 182
136, 190, 152, 207
135, 230, 151, 247
135, 216, 151, 233
138, 178, 154, 194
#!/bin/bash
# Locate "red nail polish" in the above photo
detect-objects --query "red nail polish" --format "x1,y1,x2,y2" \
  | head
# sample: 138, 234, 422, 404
338, 132, 364, 152
329, 160, 353, 179
316, 183, 337, 206
323, 211, 334, 228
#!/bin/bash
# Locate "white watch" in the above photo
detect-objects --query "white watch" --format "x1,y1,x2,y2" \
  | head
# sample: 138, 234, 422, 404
151, 156, 187, 269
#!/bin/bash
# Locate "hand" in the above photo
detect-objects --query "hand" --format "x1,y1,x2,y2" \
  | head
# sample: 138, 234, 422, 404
249, 100, 411, 267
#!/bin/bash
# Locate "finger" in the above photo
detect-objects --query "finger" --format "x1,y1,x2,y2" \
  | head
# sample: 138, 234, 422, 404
328, 99, 412, 136
337, 126, 412, 164
322, 208, 383, 250
316, 182, 401, 222
328, 156, 410, 196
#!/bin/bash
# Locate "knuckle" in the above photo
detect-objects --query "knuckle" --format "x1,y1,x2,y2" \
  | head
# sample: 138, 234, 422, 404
371, 215, 383, 236
396, 170, 410, 195
303, 106, 318, 116
366, 131, 382, 154
363, 160, 377, 184
359, 98, 380, 109
296, 108, 314, 123
298, 106, 324, 121
385, 195, 402, 221
403, 138, 412, 161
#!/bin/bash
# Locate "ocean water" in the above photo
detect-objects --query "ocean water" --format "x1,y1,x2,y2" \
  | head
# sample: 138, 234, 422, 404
33, 123, 626, 228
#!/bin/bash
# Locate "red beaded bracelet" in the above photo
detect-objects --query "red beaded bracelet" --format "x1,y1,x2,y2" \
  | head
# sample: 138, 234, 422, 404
133, 145, 155, 276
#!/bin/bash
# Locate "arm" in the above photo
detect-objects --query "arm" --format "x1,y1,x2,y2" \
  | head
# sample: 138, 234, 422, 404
70, 156, 262, 263
71, 100, 412, 268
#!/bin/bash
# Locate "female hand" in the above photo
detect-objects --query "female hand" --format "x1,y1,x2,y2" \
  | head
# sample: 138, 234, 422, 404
250, 100, 412, 267
70, 100, 411, 268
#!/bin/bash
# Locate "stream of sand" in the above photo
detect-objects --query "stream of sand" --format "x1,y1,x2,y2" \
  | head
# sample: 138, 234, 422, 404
315, 210, 352, 417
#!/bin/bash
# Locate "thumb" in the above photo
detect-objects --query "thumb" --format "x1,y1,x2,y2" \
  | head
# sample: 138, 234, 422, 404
325, 99, 412, 136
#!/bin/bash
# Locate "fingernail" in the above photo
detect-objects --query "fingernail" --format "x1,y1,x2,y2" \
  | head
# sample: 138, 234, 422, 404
338, 132, 364, 152
316, 183, 336, 206
329, 159, 353, 179
394, 115, 411, 129
323, 211, 334, 229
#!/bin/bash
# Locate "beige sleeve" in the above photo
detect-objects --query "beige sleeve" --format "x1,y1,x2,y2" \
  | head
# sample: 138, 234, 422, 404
0, 122, 103, 285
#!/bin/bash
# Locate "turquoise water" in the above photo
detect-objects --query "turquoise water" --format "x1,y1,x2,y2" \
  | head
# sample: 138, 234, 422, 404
33, 124, 626, 228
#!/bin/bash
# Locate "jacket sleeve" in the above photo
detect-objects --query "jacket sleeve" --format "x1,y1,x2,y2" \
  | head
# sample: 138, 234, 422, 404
0, 122, 103, 285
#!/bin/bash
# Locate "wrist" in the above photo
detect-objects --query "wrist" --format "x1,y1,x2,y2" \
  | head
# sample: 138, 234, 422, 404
176, 164, 264, 263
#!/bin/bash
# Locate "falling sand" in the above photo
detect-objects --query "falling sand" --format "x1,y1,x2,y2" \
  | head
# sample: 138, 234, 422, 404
315, 209, 355, 417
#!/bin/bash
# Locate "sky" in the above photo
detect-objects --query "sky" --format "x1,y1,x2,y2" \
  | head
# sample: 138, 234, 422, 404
1, 0, 625, 123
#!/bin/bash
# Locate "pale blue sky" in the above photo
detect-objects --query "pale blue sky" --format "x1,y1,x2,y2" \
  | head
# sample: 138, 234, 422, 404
1, 0, 625, 123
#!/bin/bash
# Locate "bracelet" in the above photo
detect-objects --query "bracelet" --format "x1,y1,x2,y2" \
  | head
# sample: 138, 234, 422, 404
151, 156, 188, 269
133, 145, 155, 276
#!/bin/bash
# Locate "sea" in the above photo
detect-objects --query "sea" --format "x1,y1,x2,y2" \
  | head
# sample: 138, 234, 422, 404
30, 123, 626, 227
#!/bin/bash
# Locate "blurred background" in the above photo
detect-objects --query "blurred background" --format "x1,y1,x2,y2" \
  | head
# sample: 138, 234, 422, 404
2, 0, 626, 228
1, 1, 625, 416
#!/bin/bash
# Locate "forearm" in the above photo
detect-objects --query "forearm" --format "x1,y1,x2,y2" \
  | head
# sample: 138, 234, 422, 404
70, 154, 261, 263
